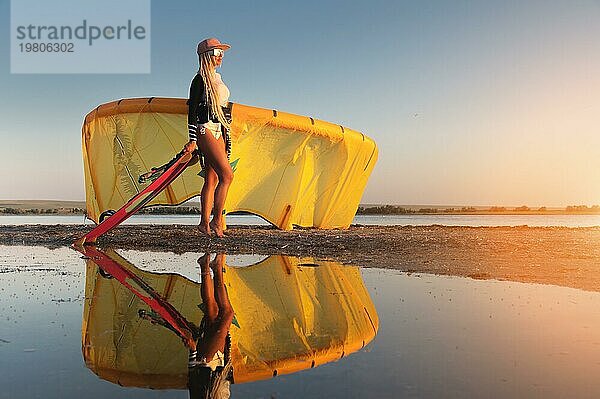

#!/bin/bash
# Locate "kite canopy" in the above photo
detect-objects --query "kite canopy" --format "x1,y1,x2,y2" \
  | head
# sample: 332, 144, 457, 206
82, 251, 379, 388
81, 98, 378, 229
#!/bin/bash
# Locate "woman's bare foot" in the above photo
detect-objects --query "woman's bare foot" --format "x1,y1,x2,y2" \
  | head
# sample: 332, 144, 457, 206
209, 220, 225, 238
197, 222, 212, 237
197, 253, 211, 267
210, 253, 226, 274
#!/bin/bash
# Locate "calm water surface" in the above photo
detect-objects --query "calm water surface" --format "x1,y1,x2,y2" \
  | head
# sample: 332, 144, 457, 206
1, 214, 600, 227
1, 246, 600, 398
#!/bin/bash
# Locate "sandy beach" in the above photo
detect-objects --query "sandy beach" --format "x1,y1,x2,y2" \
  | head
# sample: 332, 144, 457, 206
2, 224, 599, 293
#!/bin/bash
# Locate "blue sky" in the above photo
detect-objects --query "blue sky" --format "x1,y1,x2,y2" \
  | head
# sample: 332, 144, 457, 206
1, 0, 599, 206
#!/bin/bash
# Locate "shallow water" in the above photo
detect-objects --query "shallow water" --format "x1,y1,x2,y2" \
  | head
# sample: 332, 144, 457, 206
2, 246, 600, 398
1, 213, 600, 227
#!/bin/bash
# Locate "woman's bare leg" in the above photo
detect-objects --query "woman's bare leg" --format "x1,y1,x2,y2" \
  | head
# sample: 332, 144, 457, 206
199, 165, 217, 236
210, 254, 233, 317
198, 253, 218, 322
197, 130, 233, 238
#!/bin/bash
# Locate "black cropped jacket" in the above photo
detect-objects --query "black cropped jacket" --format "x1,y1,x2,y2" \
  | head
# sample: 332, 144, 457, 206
186, 73, 233, 167
186, 73, 230, 141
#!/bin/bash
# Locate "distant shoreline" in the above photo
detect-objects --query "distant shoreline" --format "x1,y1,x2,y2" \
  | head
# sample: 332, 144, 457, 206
1, 200, 599, 216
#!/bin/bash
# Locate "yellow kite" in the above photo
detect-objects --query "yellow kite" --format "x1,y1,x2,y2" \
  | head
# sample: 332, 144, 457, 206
81, 98, 377, 229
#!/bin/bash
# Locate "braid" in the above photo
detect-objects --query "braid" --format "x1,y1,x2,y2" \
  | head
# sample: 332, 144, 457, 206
199, 52, 231, 130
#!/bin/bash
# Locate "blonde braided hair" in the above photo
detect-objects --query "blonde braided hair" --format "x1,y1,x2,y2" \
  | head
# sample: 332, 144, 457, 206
198, 52, 231, 130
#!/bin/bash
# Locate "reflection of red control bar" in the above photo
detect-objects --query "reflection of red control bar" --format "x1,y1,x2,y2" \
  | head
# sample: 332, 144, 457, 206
74, 152, 194, 246
74, 245, 196, 347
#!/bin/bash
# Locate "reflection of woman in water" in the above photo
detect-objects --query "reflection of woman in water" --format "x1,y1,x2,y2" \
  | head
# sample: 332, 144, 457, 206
188, 253, 235, 398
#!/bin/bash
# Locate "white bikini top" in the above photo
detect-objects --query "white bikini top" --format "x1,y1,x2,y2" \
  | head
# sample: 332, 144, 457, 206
214, 72, 230, 107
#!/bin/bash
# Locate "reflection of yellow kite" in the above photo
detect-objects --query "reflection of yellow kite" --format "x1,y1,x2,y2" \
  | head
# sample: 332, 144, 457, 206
82, 251, 379, 389
82, 98, 378, 229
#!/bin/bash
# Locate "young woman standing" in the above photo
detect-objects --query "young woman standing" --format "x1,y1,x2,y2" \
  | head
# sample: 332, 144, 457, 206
184, 37, 233, 238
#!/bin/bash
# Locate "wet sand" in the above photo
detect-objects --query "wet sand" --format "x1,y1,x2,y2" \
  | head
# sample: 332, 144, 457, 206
1, 224, 600, 292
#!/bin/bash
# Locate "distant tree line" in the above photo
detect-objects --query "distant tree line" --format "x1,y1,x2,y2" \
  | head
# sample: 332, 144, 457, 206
566, 205, 600, 212
0, 207, 85, 214
356, 205, 478, 215
357, 205, 600, 215
2, 204, 599, 216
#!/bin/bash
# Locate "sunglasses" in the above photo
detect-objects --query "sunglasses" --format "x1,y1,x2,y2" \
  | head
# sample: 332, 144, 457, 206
207, 48, 224, 57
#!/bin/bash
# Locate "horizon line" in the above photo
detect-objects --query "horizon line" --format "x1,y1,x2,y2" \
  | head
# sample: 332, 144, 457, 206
1, 199, 599, 209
